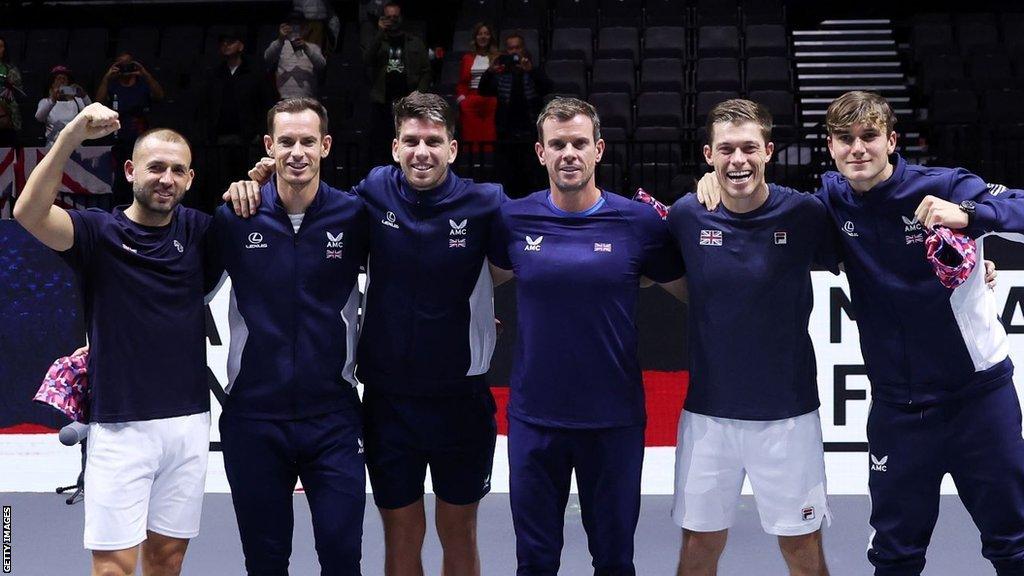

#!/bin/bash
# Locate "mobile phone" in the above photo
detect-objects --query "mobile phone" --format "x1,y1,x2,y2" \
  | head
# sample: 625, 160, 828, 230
59, 85, 76, 96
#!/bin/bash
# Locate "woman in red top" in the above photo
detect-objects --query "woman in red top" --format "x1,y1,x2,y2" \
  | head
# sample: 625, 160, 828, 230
456, 22, 498, 152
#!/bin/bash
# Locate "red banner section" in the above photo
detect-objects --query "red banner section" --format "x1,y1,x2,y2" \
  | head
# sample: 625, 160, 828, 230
491, 370, 689, 447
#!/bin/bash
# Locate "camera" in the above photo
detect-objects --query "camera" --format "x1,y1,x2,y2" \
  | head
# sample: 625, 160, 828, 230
59, 85, 76, 97
119, 62, 138, 74
498, 54, 521, 68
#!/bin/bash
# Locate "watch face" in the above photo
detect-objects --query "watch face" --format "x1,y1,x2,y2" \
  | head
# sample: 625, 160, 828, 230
961, 200, 977, 212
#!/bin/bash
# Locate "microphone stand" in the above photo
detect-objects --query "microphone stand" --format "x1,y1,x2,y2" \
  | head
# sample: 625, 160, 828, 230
55, 439, 86, 505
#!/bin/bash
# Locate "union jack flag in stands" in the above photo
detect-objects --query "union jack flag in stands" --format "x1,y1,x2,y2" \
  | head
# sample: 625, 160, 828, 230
17, 146, 114, 196
0, 147, 15, 218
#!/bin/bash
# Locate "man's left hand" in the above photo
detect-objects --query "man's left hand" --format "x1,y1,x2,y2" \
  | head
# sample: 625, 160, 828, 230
915, 195, 969, 229
224, 180, 263, 218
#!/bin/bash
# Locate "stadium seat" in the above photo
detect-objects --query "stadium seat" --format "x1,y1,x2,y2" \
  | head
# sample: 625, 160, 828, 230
744, 24, 787, 57
636, 91, 683, 128
553, 0, 599, 28
632, 126, 682, 163
116, 26, 159, 62
981, 89, 1024, 124
645, 0, 687, 26
1002, 14, 1024, 52
549, 28, 593, 65
748, 89, 795, 127
644, 26, 686, 60
698, 26, 740, 58
589, 91, 633, 136
597, 27, 640, 63
696, 0, 738, 25
640, 57, 685, 93
456, 0, 501, 29
503, 0, 550, 30
545, 59, 587, 96
911, 23, 954, 60
629, 162, 679, 201
596, 162, 626, 194
930, 89, 979, 124
591, 58, 636, 95
968, 50, 1014, 90
695, 57, 740, 92
599, 0, 643, 27
917, 53, 967, 93
956, 22, 999, 56
695, 90, 740, 126
745, 56, 791, 91
436, 58, 461, 97
741, 0, 785, 25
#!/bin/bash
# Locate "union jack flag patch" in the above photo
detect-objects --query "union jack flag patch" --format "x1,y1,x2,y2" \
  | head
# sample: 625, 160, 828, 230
594, 242, 612, 252
326, 249, 344, 259
905, 233, 924, 245
450, 238, 467, 248
700, 229, 723, 246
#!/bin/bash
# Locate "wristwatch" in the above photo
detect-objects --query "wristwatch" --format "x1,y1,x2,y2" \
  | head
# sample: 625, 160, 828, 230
959, 200, 976, 225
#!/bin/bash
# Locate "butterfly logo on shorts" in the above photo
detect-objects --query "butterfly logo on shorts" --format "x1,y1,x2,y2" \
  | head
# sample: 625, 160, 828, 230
870, 454, 888, 472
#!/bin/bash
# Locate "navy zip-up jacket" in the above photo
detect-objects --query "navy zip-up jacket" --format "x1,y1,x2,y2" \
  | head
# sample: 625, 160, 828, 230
213, 179, 369, 419
354, 165, 506, 396
819, 154, 1024, 405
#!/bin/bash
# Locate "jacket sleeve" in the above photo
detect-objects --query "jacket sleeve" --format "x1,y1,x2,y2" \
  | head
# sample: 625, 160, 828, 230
477, 68, 497, 96
456, 53, 473, 99
947, 169, 1024, 239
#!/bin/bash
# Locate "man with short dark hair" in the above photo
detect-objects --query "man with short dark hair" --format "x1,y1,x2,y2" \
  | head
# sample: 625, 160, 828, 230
673, 98, 836, 576
14, 103, 215, 576
214, 97, 370, 576
489, 96, 682, 575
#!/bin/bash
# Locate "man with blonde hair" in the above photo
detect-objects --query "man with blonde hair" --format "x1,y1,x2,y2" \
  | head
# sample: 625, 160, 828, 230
672, 98, 837, 576
820, 90, 1024, 576
14, 104, 216, 576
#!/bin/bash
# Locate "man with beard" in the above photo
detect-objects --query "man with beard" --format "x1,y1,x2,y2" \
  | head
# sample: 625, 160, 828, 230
212, 97, 370, 575
488, 97, 683, 575
15, 103, 216, 576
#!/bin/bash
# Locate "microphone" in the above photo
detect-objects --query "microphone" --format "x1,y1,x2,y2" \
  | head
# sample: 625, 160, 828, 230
58, 422, 89, 446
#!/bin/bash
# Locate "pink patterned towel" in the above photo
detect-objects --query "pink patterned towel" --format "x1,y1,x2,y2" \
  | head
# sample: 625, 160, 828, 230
33, 353, 90, 423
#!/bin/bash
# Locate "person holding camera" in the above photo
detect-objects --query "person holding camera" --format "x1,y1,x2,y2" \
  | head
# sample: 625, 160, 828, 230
363, 1, 430, 163
265, 11, 327, 100
478, 32, 551, 197
35, 65, 91, 145
97, 52, 166, 205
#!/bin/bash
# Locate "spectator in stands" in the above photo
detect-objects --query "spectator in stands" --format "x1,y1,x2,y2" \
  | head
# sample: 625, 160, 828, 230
265, 11, 327, 100
363, 1, 431, 163
456, 22, 498, 152
478, 32, 550, 197
96, 52, 165, 206
292, 0, 338, 52
197, 28, 274, 214
35, 65, 91, 146
96, 52, 165, 143
0, 36, 24, 146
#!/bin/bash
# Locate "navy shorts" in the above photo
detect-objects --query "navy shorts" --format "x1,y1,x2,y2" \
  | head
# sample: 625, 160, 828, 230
363, 389, 497, 509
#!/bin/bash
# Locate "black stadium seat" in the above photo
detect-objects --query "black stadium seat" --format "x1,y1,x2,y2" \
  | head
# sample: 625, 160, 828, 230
640, 57, 685, 93
918, 54, 967, 93
644, 26, 686, 60
967, 50, 1014, 90
591, 58, 636, 95
696, 90, 740, 125
597, 27, 640, 63
745, 56, 791, 91
636, 91, 683, 128
748, 89, 795, 127
911, 23, 954, 60
645, 0, 687, 26
599, 0, 643, 26
545, 59, 587, 96
744, 24, 787, 57
698, 25, 740, 58
696, 57, 740, 92
549, 28, 593, 65
955, 21, 999, 56
589, 91, 633, 136
633, 126, 682, 163
930, 89, 979, 124
981, 89, 1024, 124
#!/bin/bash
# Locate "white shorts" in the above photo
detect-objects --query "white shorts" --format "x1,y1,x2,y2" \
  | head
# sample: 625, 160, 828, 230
672, 409, 830, 536
84, 412, 211, 551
